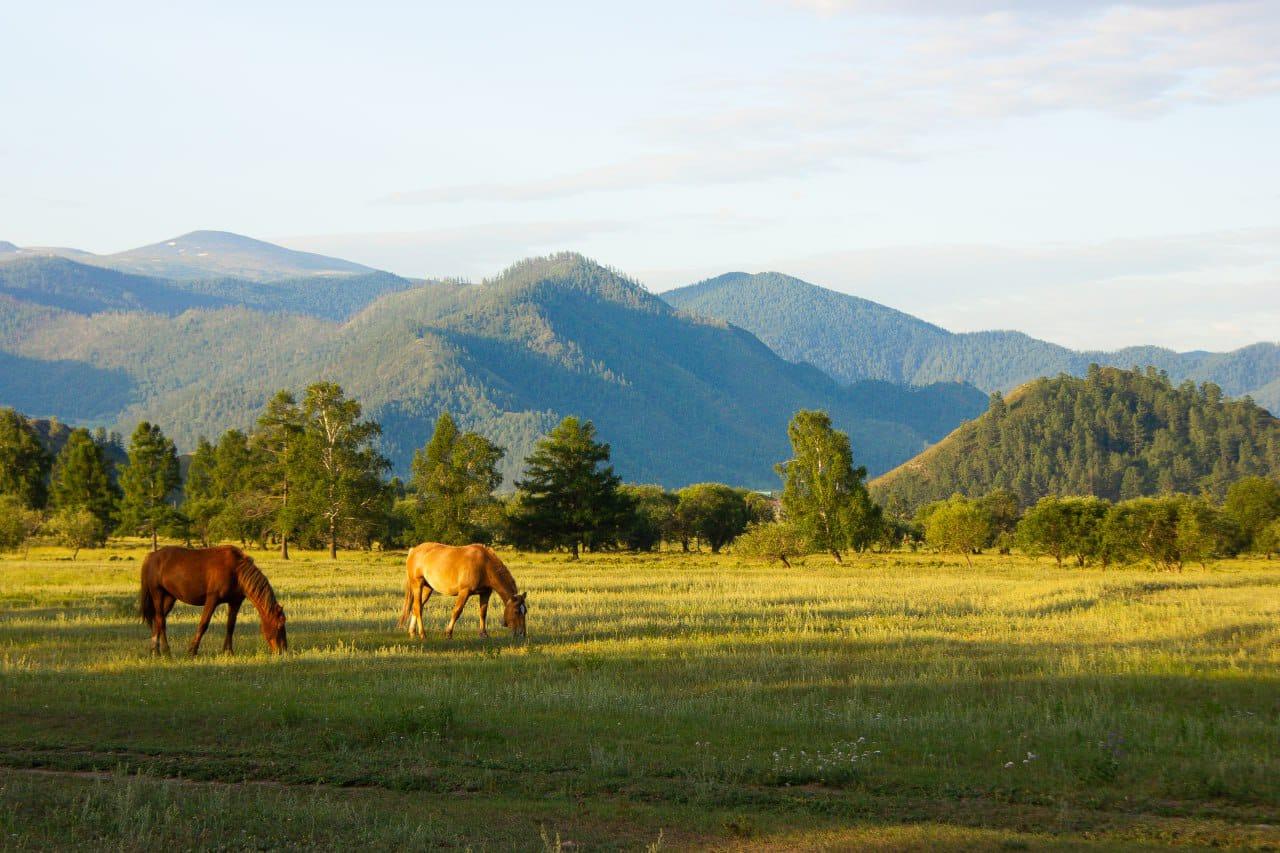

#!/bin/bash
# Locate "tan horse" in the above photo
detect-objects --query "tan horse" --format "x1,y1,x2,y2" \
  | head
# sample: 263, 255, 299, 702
398, 543, 527, 639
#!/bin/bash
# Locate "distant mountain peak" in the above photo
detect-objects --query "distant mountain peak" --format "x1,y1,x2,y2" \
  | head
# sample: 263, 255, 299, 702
103, 230, 376, 282
0, 241, 18, 253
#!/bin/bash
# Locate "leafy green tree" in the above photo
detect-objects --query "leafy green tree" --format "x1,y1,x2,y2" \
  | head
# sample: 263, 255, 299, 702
1101, 497, 1182, 570
49, 427, 118, 530
409, 413, 505, 545
0, 495, 42, 555
978, 489, 1021, 552
250, 391, 305, 559
919, 496, 992, 567
674, 483, 750, 553
297, 382, 390, 558
735, 521, 807, 567
1175, 496, 1235, 567
777, 410, 877, 562
1016, 496, 1109, 567
46, 506, 105, 559
509, 416, 627, 559
0, 408, 51, 508
1222, 476, 1280, 553
1256, 518, 1280, 558
618, 484, 677, 551
117, 422, 181, 550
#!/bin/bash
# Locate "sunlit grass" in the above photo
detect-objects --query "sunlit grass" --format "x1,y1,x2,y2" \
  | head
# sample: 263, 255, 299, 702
1, 542, 1277, 849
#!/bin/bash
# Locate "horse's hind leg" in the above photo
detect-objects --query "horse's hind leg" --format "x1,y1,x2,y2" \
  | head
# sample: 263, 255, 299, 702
188, 599, 219, 656
156, 595, 175, 656
223, 599, 242, 654
411, 581, 432, 639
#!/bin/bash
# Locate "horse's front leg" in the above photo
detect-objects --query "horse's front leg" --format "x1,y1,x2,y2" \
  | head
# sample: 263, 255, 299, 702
477, 590, 492, 638
223, 599, 242, 654
189, 599, 219, 656
444, 590, 471, 639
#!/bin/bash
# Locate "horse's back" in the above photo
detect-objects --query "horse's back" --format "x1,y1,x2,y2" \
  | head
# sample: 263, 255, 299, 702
408, 542, 493, 595
144, 545, 242, 603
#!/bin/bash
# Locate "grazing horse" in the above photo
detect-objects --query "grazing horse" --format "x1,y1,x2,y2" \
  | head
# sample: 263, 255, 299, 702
139, 545, 288, 655
399, 543, 527, 639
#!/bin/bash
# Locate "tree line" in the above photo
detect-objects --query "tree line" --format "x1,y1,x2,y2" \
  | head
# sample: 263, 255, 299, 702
2, 387, 1278, 568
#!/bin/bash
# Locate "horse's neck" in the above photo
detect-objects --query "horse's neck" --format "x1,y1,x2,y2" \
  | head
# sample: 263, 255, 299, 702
486, 562, 517, 603
236, 562, 277, 617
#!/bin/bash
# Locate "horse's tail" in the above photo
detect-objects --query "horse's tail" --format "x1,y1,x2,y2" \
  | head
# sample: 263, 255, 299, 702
138, 555, 156, 625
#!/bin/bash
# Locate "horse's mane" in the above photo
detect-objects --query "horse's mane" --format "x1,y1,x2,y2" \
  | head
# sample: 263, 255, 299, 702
482, 546, 518, 595
233, 551, 278, 614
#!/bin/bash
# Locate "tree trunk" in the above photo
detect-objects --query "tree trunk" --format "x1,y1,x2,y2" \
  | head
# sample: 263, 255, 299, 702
151, 529, 158, 551
570, 541, 580, 560
780, 555, 791, 568
281, 535, 290, 560
72, 547, 80, 561
830, 550, 843, 564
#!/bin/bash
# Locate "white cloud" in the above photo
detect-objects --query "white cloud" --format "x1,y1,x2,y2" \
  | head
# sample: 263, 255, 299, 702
383, 2, 1280, 204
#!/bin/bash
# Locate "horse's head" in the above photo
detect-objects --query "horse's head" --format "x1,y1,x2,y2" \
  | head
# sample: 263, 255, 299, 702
502, 592, 528, 637
262, 603, 288, 653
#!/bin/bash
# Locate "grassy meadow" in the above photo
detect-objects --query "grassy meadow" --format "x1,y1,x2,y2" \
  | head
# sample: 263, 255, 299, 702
1, 544, 1277, 850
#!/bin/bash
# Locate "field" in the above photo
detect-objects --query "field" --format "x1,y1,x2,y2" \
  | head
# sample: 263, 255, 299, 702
1, 545, 1278, 851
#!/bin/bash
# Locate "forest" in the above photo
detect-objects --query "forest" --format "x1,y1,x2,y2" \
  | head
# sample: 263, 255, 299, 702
2, 365, 1279, 568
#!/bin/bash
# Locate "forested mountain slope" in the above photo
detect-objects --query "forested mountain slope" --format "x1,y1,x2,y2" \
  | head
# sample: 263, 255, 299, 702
870, 366, 1280, 511
663, 272, 1280, 412
0, 254, 987, 487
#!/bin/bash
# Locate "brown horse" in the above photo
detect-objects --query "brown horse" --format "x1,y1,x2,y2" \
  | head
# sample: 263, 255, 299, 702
139, 545, 288, 656
399, 543, 527, 639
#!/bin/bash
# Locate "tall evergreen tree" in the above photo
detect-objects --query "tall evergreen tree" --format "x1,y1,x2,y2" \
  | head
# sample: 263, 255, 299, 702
251, 390, 305, 559
776, 410, 877, 562
49, 427, 118, 529
409, 413, 505, 545
117, 422, 181, 550
0, 408, 52, 509
510, 416, 627, 559
297, 382, 390, 559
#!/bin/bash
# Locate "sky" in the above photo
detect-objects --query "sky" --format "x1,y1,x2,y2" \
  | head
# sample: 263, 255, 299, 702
1, 0, 1277, 352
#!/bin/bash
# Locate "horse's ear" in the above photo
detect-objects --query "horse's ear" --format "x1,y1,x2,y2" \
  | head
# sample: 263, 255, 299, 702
515, 592, 527, 603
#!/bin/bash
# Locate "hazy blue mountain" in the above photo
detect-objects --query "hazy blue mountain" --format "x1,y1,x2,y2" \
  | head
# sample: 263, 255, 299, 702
0, 256, 234, 315
663, 272, 1280, 412
0, 254, 418, 321
96, 230, 376, 281
0, 253, 986, 488
0, 241, 18, 254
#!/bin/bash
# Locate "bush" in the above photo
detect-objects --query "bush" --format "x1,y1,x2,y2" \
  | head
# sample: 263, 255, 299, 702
734, 521, 807, 567
918, 496, 992, 567
46, 506, 107, 559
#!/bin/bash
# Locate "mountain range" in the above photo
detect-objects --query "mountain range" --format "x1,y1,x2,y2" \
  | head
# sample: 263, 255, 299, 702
1, 230, 1276, 489
663, 272, 1280, 412
0, 235, 983, 487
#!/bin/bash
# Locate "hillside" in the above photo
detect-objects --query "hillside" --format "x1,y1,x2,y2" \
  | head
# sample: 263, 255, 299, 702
0, 254, 417, 321
0, 254, 987, 487
663, 272, 1280, 412
870, 366, 1280, 511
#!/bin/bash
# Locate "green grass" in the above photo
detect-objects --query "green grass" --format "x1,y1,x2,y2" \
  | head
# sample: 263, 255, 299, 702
1, 544, 1278, 850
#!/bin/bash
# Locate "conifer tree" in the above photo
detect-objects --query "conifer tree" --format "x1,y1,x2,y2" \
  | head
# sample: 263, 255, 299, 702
0, 408, 51, 509
251, 391, 305, 559
510, 416, 627, 559
49, 427, 118, 530
409, 413, 504, 544
117, 422, 181, 550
